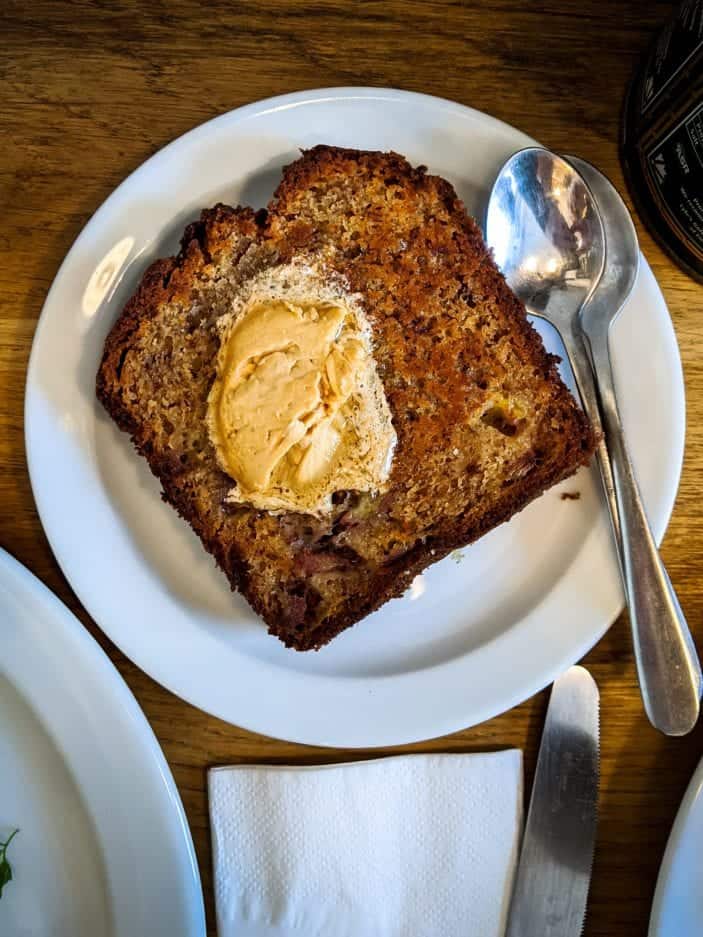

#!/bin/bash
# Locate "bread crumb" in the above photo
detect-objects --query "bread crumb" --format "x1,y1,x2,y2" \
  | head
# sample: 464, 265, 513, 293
560, 491, 581, 501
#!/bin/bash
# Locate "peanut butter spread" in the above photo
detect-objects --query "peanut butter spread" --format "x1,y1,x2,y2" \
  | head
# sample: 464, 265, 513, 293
207, 296, 396, 515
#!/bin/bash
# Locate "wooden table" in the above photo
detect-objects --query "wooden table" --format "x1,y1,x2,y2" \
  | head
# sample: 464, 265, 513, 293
2, 1, 700, 934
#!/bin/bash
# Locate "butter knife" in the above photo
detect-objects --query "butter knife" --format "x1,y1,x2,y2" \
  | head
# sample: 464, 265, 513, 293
506, 666, 600, 937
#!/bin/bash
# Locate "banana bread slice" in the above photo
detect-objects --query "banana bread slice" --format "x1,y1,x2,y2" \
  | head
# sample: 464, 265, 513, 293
97, 146, 595, 650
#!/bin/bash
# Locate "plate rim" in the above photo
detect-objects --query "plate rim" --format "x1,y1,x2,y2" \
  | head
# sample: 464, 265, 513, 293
0, 546, 206, 935
24, 86, 686, 748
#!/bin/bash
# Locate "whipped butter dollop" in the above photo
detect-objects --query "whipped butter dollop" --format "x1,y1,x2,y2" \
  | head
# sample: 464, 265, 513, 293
207, 279, 396, 516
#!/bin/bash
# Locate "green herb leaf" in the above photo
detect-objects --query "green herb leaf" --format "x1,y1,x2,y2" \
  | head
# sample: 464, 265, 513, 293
0, 830, 19, 900
0, 860, 12, 897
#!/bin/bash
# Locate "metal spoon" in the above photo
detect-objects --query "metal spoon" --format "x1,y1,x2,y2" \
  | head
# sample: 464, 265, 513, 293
486, 147, 700, 735
566, 155, 701, 736
485, 147, 609, 561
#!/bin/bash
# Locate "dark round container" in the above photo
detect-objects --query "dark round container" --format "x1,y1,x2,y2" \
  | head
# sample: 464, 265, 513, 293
621, 1, 703, 282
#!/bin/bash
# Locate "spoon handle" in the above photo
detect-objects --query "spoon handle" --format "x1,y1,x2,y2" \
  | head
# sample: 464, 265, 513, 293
581, 323, 702, 736
562, 324, 621, 548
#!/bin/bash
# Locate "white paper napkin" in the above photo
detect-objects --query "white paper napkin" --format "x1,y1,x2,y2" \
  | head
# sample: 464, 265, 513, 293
209, 751, 522, 937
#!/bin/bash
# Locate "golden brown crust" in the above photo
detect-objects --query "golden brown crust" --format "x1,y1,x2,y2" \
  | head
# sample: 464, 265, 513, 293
97, 146, 595, 650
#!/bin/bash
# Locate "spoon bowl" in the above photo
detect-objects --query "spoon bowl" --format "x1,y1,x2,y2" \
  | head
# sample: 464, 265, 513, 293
566, 156, 639, 333
486, 146, 605, 327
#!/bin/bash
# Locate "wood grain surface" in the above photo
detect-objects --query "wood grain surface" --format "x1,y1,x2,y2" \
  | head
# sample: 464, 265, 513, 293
2, 1, 701, 934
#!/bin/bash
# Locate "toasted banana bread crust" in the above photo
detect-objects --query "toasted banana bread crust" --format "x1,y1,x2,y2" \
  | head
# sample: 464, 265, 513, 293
97, 146, 595, 650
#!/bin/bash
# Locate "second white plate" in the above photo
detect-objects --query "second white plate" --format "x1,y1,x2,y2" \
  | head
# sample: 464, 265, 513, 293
0, 548, 204, 936
25, 88, 685, 747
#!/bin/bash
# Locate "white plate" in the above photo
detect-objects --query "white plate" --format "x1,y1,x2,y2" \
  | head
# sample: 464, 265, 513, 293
25, 88, 685, 748
649, 756, 703, 936
0, 548, 205, 936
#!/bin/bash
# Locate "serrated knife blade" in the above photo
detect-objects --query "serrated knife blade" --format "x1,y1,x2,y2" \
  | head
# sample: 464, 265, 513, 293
506, 666, 600, 937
